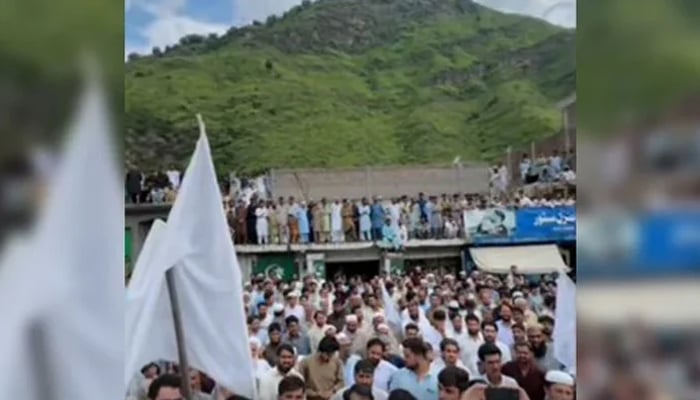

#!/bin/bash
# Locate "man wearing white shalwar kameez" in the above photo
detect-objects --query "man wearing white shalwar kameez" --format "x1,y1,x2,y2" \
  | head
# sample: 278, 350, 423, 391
331, 199, 344, 243
255, 202, 269, 245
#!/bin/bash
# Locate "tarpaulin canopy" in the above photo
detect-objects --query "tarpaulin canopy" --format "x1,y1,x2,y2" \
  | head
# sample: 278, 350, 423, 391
470, 244, 569, 274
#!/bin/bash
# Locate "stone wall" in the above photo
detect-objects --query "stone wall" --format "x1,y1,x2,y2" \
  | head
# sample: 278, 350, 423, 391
269, 165, 490, 200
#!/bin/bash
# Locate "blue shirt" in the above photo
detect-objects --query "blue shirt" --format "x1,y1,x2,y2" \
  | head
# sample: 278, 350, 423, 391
371, 203, 385, 228
388, 368, 439, 400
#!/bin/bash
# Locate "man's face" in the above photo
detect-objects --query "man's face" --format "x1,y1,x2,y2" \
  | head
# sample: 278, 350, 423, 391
513, 310, 524, 324
513, 327, 526, 343
405, 328, 418, 339
288, 322, 299, 335
355, 371, 373, 387
439, 385, 461, 400
278, 350, 296, 372
528, 328, 545, 347
250, 319, 260, 331
484, 354, 502, 378
547, 384, 575, 400
516, 346, 533, 365
430, 295, 440, 308
403, 349, 419, 369
155, 386, 182, 400
270, 330, 281, 343
408, 303, 419, 318
280, 388, 305, 400
466, 320, 480, 335
443, 344, 459, 365
346, 321, 358, 333
367, 296, 377, 307
333, 302, 344, 313
483, 325, 497, 342
315, 313, 327, 326
319, 351, 332, 362
500, 306, 512, 321
452, 317, 463, 331
367, 344, 383, 365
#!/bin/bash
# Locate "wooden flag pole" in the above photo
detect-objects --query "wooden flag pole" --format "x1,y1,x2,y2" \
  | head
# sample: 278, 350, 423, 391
165, 268, 193, 400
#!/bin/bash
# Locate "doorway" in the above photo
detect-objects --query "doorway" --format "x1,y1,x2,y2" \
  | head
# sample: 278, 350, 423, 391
325, 260, 381, 281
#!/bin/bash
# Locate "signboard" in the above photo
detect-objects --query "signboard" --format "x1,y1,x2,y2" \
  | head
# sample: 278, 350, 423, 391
515, 206, 576, 241
253, 254, 298, 281
463, 206, 576, 243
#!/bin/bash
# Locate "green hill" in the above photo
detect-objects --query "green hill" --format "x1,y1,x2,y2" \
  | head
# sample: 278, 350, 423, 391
125, 0, 575, 175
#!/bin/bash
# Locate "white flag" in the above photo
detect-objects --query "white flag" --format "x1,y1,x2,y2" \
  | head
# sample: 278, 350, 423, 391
125, 115, 257, 398
553, 273, 576, 374
380, 279, 402, 338
0, 71, 123, 399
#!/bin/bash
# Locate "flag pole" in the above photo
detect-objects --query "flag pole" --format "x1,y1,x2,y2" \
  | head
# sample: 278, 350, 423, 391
165, 269, 193, 400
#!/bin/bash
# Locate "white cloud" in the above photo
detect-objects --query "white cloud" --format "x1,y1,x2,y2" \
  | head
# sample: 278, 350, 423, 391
127, 0, 228, 57
475, 0, 576, 27
141, 15, 228, 50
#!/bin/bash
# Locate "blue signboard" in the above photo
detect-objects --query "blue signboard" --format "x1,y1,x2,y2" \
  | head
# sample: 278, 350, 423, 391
466, 206, 576, 244
636, 211, 700, 271
514, 206, 576, 241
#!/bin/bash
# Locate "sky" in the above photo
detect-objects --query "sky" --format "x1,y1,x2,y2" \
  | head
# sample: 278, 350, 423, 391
125, 0, 576, 58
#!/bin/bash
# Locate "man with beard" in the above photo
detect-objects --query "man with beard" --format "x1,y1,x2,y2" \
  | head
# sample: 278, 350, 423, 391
527, 324, 563, 372
331, 359, 389, 400
461, 314, 484, 377
430, 338, 468, 376
511, 323, 527, 355
495, 303, 515, 347
501, 342, 546, 400
328, 299, 347, 332
544, 370, 575, 400
258, 344, 303, 400
388, 338, 439, 400
359, 338, 398, 392
309, 310, 335, 354
481, 321, 512, 364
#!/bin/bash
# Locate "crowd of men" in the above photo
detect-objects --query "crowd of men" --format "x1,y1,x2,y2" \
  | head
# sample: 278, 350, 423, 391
127, 266, 575, 400
223, 190, 575, 247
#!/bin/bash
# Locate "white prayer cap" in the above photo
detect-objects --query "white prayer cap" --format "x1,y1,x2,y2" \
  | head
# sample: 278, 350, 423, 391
345, 315, 358, 323
336, 333, 351, 345
287, 290, 301, 298
248, 337, 262, 350
545, 370, 575, 386
512, 291, 524, 299
447, 300, 460, 309
466, 293, 476, 301
272, 303, 285, 313
325, 325, 337, 335
377, 324, 390, 334
294, 281, 304, 290
372, 312, 385, 321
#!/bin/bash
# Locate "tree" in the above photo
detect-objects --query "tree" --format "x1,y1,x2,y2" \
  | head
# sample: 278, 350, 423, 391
152, 47, 163, 57
127, 53, 140, 62
252, 20, 262, 26
265, 59, 274, 71
301, 0, 312, 7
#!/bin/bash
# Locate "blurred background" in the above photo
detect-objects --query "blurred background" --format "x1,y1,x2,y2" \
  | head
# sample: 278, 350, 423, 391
0, 0, 699, 399
578, 0, 700, 399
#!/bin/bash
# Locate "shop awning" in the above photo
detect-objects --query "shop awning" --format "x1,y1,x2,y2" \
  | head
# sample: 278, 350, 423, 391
470, 244, 569, 274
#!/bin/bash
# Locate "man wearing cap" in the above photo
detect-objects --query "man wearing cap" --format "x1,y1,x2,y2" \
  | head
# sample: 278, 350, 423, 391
285, 290, 306, 322
332, 359, 389, 400
544, 370, 574, 400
